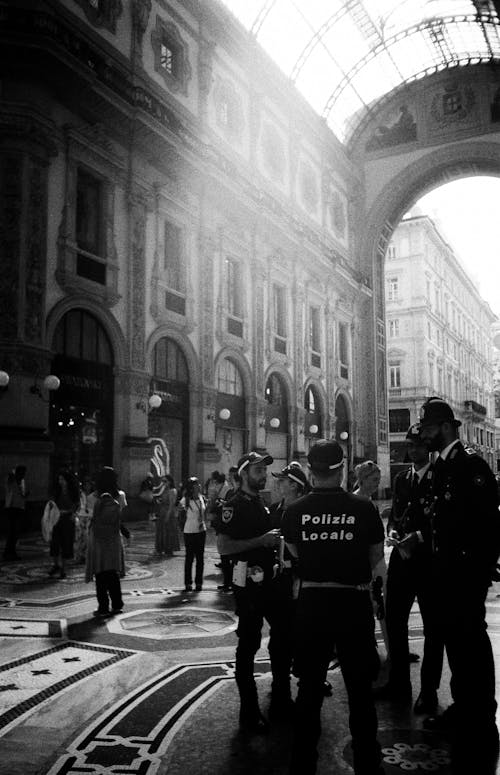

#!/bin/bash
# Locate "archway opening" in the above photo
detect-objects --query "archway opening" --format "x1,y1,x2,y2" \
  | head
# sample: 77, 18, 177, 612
215, 357, 247, 472
50, 309, 114, 485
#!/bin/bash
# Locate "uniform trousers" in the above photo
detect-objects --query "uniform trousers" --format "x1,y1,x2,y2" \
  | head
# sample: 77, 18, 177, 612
233, 577, 294, 715
385, 548, 444, 694
291, 588, 381, 775
436, 568, 498, 772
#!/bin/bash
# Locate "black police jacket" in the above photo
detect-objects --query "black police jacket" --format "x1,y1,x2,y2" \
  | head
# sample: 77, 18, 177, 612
431, 442, 500, 582
389, 466, 434, 549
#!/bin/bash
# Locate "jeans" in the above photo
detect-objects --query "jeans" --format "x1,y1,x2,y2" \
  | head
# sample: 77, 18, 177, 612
183, 531, 206, 587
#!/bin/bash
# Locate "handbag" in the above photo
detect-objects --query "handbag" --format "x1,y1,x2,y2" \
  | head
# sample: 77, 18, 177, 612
41, 501, 60, 543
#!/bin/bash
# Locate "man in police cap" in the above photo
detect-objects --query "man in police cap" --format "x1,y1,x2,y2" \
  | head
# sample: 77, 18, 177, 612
375, 422, 444, 713
282, 439, 386, 775
217, 451, 290, 732
418, 397, 500, 773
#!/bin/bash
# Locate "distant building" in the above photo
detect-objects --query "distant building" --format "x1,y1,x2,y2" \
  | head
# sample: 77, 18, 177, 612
385, 214, 497, 484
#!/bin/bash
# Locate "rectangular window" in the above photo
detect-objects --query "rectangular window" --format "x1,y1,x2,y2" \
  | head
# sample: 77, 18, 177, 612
379, 417, 388, 444
160, 37, 179, 77
76, 169, 102, 256
387, 277, 398, 301
226, 258, 243, 318
339, 322, 349, 379
387, 243, 396, 259
389, 363, 401, 388
310, 307, 321, 362
389, 319, 399, 337
165, 291, 185, 316
273, 284, 287, 338
164, 221, 184, 292
389, 408, 410, 433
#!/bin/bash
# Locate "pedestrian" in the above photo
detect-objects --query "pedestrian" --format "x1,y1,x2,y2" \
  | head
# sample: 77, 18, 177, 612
216, 451, 288, 733
86, 466, 129, 618
374, 423, 444, 713
212, 468, 239, 591
353, 460, 390, 659
48, 470, 80, 579
418, 397, 500, 774
74, 475, 97, 564
138, 475, 157, 523
155, 474, 179, 556
178, 476, 207, 592
205, 471, 230, 524
3, 464, 28, 560
282, 439, 386, 775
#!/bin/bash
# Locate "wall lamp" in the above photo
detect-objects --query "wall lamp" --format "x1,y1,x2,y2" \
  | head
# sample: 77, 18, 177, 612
30, 374, 61, 402
269, 417, 280, 429
339, 430, 349, 441
207, 408, 231, 421
136, 394, 162, 413
0, 370, 9, 397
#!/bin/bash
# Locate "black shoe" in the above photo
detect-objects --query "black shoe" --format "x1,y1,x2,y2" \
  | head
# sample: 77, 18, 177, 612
93, 609, 112, 619
239, 711, 269, 734
413, 691, 438, 715
184, 584, 192, 592
111, 608, 123, 615
195, 584, 203, 591
373, 682, 412, 703
48, 565, 60, 577
423, 704, 456, 733
409, 652, 420, 663
217, 584, 232, 592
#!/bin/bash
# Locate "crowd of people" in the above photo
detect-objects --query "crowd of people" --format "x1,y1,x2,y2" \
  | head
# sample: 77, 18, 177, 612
2, 395, 499, 774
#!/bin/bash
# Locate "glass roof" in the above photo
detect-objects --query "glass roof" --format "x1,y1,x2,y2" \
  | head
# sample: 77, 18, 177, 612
217, 0, 500, 144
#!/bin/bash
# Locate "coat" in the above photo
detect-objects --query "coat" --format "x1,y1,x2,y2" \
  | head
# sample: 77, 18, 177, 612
85, 494, 125, 581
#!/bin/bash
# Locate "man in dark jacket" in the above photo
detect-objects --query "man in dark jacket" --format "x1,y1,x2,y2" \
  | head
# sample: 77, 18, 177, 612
419, 397, 500, 774
374, 423, 444, 713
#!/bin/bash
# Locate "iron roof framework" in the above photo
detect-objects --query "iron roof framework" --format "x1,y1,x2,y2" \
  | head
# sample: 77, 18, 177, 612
217, 0, 500, 144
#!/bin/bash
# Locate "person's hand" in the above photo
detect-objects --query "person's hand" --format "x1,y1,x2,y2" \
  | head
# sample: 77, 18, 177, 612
261, 529, 281, 548
397, 533, 418, 559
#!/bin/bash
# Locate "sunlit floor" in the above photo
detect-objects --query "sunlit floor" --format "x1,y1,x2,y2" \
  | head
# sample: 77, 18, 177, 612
0, 518, 499, 774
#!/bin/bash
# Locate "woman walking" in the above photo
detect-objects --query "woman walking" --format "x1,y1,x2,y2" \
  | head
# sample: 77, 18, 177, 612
48, 470, 80, 579
178, 476, 207, 592
86, 466, 128, 618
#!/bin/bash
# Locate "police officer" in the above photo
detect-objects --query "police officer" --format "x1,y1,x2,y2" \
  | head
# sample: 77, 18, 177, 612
216, 451, 290, 732
374, 423, 444, 713
418, 397, 500, 774
282, 439, 385, 775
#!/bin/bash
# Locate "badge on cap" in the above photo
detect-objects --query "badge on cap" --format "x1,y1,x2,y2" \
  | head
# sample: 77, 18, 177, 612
473, 475, 485, 487
222, 507, 234, 524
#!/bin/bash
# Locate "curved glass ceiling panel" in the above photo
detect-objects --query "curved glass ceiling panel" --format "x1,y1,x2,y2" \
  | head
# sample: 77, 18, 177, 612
217, 0, 500, 143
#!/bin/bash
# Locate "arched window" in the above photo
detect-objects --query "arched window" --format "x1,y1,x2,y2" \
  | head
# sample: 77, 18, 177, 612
304, 385, 322, 438
265, 374, 286, 406
304, 386, 316, 413
53, 309, 113, 365
152, 338, 188, 383
216, 358, 244, 396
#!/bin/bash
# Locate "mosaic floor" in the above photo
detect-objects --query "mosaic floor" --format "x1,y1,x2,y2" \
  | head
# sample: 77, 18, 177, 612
0, 522, 499, 774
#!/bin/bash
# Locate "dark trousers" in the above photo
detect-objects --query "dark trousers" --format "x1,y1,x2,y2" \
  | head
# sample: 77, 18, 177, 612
95, 570, 123, 613
437, 573, 498, 772
221, 555, 233, 587
4, 507, 23, 558
233, 578, 294, 714
386, 549, 444, 695
183, 531, 206, 587
290, 588, 381, 775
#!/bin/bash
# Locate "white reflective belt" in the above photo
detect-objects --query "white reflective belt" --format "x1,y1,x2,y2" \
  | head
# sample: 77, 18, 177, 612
302, 580, 370, 591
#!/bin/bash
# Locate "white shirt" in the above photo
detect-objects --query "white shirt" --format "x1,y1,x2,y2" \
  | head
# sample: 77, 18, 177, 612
180, 496, 207, 534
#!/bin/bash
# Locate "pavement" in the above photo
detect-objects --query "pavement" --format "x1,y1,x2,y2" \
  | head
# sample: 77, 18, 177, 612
0, 513, 499, 774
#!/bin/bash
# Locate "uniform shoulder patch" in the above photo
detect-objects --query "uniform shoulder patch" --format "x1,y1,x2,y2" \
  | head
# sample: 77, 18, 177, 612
221, 506, 234, 524
465, 447, 476, 456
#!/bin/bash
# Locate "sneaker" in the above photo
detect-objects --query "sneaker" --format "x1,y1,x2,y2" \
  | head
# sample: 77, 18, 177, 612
217, 585, 232, 592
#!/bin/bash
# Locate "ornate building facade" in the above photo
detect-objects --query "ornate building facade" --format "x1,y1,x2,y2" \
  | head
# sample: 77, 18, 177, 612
386, 214, 497, 481
0, 0, 374, 502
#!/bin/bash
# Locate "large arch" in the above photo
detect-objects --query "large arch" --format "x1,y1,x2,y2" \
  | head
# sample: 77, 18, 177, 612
214, 346, 254, 400
146, 326, 201, 394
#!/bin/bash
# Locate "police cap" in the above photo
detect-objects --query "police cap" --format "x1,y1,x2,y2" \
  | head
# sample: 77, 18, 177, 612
419, 397, 461, 428
237, 451, 273, 476
271, 464, 308, 488
307, 439, 344, 472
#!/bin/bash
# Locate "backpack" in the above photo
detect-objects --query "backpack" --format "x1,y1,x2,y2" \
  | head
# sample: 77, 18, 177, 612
92, 493, 121, 541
